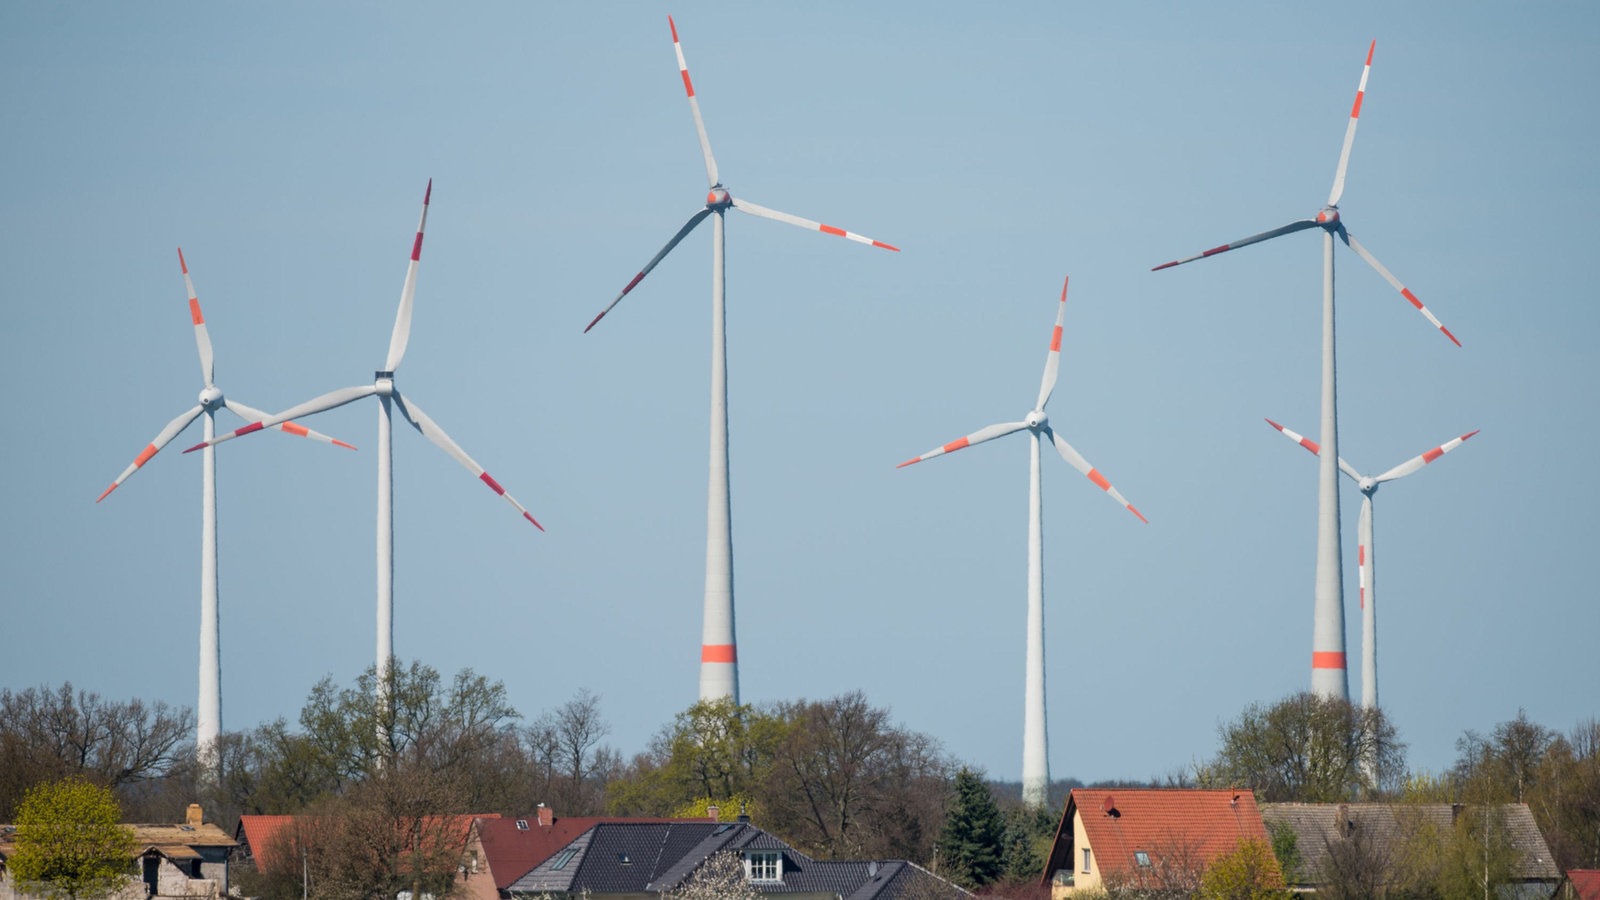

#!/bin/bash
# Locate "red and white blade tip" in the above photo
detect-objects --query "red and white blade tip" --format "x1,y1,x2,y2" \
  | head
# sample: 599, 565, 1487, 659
424, 178, 432, 205
1265, 418, 1320, 454
178, 247, 188, 273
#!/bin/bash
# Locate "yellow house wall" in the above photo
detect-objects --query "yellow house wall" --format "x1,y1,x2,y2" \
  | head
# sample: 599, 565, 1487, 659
1049, 812, 1102, 900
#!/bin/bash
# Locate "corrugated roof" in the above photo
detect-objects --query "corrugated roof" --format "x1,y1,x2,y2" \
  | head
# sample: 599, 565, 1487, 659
1260, 802, 1560, 885
1042, 789, 1273, 885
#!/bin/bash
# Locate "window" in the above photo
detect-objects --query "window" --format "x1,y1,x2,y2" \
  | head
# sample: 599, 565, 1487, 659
515, 819, 529, 831
1081, 848, 1091, 873
551, 849, 578, 871
745, 851, 781, 882
1134, 850, 1151, 868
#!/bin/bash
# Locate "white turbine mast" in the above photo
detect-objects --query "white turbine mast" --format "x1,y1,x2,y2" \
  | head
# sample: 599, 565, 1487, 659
1265, 419, 1478, 710
188, 181, 542, 687
1152, 41, 1459, 701
98, 249, 353, 770
898, 277, 1146, 808
583, 15, 900, 705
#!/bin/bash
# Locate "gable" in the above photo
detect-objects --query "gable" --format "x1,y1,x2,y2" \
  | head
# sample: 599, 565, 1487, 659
1043, 789, 1272, 885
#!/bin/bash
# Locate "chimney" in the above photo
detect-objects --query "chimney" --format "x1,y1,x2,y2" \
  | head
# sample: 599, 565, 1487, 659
536, 803, 553, 828
706, 805, 720, 823
185, 804, 203, 827
736, 801, 750, 825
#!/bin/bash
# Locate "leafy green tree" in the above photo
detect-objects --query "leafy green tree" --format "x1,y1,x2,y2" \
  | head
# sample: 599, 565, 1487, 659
606, 698, 787, 817
1196, 838, 1288, 900
1197, 692, 1404, 802
8, 777, 136, 900
935, 768, 1004, 888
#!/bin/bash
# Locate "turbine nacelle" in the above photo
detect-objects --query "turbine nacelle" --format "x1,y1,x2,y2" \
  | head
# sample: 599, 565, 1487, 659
1358, 475, 1379, 494
199, 385, 224, 409
374, 371, 395, 397
1316, 206, 1342, 228
705, 187, 732, 210
1025, 410, 1048, 430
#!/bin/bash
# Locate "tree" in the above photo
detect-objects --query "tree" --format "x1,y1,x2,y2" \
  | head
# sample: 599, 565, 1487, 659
1197, 692, 1405, 802
760, 692, 952, 861
8, 777, 137, 900
671, 850, 762, 900
936, 768, 1005, 888
1196, 838, 1288, 900
605, 698, 787, 817
0, 683, 190, 820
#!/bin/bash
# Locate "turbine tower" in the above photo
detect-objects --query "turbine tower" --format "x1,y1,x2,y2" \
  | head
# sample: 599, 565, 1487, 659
1265, 419, 1477, 710
190, 181, 541, 683
898, 277, 1145, 807
98, 249, 352, 766
584, 16, 899, 704
1151, 41, 1459, 700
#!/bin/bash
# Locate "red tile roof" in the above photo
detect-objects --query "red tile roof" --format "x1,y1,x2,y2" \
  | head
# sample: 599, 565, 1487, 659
1567, 870, 1600, 900
1043, 789, 1273, 885
238, 813, 496, 875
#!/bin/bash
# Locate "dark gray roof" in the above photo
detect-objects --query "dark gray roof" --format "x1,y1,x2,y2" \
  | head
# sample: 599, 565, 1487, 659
506, 822, 970, 900
1261, 802, 1560, 886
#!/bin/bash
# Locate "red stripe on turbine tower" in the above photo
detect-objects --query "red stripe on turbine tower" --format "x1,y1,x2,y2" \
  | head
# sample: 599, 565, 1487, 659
701, 644, 737, 663
1312, 651, 1347, 669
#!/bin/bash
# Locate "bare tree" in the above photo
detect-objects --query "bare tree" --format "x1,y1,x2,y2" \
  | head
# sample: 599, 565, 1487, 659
0, 684, 190, 820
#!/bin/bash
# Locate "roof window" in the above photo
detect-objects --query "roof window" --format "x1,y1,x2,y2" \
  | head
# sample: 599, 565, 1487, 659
515, 819, 529, 831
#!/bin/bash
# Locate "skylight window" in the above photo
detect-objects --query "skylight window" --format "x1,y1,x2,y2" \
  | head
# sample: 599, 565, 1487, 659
1134, 850, 1151, 868
515, 819, 529, 831
551, 849, 578, 871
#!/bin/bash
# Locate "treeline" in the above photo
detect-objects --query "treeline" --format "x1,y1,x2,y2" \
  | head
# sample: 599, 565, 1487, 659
2, 672, 1596, 882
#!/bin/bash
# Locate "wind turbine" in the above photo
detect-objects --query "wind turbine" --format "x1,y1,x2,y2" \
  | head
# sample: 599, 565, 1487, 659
1265, 419, 1477, 711
1151, 41, 1459, 701
584, 15, 899, 705
897, 277, 1145, 808
98, 248, 353, 765
187, 181, 541, 682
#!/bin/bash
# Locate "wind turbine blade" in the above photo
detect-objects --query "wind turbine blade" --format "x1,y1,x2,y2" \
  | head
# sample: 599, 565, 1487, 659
1358, 495, 1372, 610
224, 399, 356, 450
1328, 40, 1376, 207
1339, 229, 1461, 346
587, 208, 713, 333
1374, 429, 1479, 483
391, 390, 544, 530
668, 16, 720, 188
385, 179, 432, 371
1035, 276, 1069, 411
1042, 426, 1146, 522
97, 405, 204, 502
184, 384, 377, 452
730, 197, 900, 251
179, 249, 215, 386
1264, 418, 1362, 482
1151, 219, 1321, 271
896, 421, 1027, 468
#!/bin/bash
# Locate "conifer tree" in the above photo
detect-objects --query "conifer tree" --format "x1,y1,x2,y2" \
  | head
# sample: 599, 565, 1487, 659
936, 768, 1005, 888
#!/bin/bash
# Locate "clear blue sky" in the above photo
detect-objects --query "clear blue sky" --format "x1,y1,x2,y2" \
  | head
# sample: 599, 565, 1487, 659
3, 2, 1596, 788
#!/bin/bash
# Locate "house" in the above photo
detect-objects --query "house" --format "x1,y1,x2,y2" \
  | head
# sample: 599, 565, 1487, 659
457, 805, 716, 900
1040, 789, 1276, 897
0, 803, 235, 900
1261, 802, 1561, 897
504, 818, 969, 900
235, 811, 494, 892
1556, 870, 1600, 900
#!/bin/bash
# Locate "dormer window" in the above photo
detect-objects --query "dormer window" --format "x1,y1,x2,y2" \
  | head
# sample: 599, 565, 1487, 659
744, 851, 781, 882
